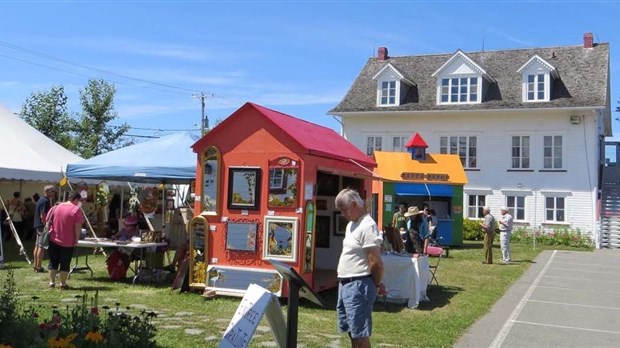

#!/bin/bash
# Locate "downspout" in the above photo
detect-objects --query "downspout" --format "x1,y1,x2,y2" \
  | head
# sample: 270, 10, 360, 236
332, 115, 344, 136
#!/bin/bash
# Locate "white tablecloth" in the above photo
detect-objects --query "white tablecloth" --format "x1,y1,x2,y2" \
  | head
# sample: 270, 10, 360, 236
381, 254, 430, 308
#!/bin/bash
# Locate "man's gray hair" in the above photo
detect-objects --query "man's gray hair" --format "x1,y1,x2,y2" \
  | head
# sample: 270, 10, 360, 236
482, 206, 491, 212
335, 188, 364, 209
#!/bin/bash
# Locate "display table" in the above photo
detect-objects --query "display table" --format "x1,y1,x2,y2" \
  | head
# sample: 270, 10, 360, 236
380, 254, 430, 308
72, 239, 167, 284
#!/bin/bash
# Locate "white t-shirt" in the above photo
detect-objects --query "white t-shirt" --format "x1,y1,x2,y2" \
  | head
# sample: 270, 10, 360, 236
337, 214, 382, 278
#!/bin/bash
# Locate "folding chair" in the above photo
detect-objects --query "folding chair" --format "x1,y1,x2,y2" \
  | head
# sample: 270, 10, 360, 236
426, 245, 443, 287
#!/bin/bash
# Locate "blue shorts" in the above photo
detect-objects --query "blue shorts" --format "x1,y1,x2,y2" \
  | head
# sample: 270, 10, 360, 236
336, 276, 377, 339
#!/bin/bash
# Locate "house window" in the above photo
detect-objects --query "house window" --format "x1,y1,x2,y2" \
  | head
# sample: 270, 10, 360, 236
366, 136, 382, 156
506, 196, 525, 221
511, 136, 530, 169
544, 135, 563, 169
467, 194, 485, 218
269, 169, 284, 189
441, 77, 478, 104
392, 136, 408, 152
440, 136, 477, 168
380, 80, 396, 105
527, 74, 545, 101
545, 196, 565, 222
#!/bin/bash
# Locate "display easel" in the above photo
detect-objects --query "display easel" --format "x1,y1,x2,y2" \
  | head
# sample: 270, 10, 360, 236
0, 194, 32, 264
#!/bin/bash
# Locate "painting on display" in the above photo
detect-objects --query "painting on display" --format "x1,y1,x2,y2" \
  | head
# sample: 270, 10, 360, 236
227, 167, 261, 210
263, 216, 297, 261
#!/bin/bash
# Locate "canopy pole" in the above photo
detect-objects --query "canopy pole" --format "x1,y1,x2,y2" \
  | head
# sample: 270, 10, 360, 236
0, 194, 31, 264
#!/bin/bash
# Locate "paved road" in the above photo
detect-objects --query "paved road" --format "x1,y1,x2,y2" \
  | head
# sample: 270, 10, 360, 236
455, 249, 620, 348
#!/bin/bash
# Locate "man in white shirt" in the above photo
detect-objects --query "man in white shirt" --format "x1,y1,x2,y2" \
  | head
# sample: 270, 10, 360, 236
335, 188, 384, 348
498, 206, 514, 263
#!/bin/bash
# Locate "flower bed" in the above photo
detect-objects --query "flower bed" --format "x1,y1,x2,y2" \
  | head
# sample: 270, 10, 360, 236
0, 270, 157, 347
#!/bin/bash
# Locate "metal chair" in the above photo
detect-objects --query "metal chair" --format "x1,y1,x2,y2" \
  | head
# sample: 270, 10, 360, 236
426, 245, 443, 287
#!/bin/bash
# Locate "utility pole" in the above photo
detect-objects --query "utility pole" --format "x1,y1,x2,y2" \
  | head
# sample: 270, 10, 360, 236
192, 92, 214, 135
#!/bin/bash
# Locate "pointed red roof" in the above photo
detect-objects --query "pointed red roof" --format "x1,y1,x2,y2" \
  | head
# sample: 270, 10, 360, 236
192, 102, 376, 168
405, 132, 428, 148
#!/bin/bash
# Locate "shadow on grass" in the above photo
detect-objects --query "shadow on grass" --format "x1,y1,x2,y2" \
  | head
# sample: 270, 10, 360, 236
416, 285, 463, 311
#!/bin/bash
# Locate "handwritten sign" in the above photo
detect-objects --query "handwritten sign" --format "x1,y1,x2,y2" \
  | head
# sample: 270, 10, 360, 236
219, 284, 285, 348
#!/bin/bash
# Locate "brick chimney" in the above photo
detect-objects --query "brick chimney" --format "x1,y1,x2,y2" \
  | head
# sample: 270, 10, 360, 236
377, 47, 388, 60
583, 32, 594, 48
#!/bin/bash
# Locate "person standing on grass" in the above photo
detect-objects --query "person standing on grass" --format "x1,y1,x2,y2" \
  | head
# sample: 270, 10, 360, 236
47, 192, 85, 289
498, 206, 513, 263
335, 188, 384, 348
33, 185, 56, 273
480, 206, 496, 264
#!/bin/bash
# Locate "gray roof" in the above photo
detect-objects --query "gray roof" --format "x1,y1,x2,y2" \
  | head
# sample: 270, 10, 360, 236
330, 43, 610, 114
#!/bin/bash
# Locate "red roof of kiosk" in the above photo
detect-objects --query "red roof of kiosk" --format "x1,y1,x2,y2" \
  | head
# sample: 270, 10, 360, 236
192, 102, 376, 168
405, 132, 428, 148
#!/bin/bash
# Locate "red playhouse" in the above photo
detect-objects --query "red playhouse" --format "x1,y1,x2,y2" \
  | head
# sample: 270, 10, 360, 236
190, 102, 376, 297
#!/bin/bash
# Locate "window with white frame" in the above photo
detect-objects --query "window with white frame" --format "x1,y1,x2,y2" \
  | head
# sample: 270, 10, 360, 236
467, 194, 485, 218
440, 136, 477, 168
366, 136, 382, 156
545, 196, 565, 222
506, 196, 525, 221
392, 136, 408, 152
380, 80, 396, 106
543, 135, 563, 169
511, 136, 530, 169
527, 74, 546, 101
440, 77, 478, 104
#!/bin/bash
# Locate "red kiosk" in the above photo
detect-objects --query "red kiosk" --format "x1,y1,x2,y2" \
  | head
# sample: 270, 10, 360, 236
190, 102, 376, 297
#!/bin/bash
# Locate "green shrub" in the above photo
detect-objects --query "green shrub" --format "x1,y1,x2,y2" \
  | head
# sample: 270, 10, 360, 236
511, 227, 593, 248
463, 218, 484, 240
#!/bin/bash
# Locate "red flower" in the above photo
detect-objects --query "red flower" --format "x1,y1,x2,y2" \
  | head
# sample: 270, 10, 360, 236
91, 306, 99, 316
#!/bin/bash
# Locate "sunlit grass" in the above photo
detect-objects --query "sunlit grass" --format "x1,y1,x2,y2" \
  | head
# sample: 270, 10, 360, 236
0, 239, 577, 347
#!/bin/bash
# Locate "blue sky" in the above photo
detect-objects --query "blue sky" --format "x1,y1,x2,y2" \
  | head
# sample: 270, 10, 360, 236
0, 0, 618, 141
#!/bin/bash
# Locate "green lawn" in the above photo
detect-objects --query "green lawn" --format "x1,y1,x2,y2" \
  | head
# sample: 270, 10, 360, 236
0, 239, 582, 347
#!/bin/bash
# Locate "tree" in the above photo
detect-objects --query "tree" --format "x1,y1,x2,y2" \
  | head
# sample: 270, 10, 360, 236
20, 86, 76, 150
74, 79, 130, 158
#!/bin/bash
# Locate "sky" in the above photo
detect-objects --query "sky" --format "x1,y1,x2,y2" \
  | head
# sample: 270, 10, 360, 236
0, 0, 619, 143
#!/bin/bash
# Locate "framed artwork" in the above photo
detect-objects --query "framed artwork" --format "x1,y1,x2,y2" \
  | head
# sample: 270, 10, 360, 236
334, 212, 348, 236
226, 220, 259, 252
267, 157, 299, 209
263, 216, 298, 261
316, 199, 327, 210
227, 167, 261, 210
315, 215, 330, 248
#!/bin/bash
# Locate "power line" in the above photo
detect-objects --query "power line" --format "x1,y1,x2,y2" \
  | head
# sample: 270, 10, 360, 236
0, 40, 205, 95
111, 125, 199, 132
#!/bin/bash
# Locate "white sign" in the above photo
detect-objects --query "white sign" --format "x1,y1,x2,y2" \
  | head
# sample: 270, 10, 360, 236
219, 284, 286, 348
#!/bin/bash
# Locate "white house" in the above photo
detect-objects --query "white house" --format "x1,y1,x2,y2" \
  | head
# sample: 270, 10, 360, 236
329, 34, 612, 246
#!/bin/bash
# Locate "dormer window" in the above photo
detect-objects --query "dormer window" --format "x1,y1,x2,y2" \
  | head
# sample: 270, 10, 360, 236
372, 63, 415, 107
380, 80, 397, 105
518, 55, 558, 103
432, 50, 494, 105
441, 77, 479, 103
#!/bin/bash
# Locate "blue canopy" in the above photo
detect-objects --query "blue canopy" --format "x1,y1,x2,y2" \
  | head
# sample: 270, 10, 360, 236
66, 132, 199, 184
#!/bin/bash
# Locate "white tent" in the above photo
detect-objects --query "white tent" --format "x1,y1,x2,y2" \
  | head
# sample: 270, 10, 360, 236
0, 103, 82, 182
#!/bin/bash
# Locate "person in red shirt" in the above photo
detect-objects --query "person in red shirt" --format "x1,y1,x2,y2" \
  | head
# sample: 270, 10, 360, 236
47, 192, 85, 289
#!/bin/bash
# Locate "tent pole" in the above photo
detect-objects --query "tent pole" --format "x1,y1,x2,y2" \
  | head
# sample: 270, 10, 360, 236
0, 194, 32, 264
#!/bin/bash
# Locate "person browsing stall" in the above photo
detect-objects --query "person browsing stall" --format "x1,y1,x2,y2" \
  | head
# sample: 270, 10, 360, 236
33, 185, 56, 273
47, 192, 85, 289
335, 189, 384, 348
113, 209, 140, 241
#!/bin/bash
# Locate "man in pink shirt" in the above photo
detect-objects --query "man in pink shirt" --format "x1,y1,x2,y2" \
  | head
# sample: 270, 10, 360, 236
47, 192, 85, 289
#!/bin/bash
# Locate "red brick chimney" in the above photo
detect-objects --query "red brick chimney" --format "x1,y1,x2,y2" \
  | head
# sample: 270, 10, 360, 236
377, 47, 388, 60
583, 32, 593, 48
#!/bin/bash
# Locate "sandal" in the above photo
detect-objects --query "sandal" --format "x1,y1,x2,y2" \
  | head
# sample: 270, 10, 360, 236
60, 284, 70, 290
48, 282, 55, 288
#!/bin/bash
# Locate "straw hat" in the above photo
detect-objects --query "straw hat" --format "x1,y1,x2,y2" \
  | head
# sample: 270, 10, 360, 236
404, 206, 423, 217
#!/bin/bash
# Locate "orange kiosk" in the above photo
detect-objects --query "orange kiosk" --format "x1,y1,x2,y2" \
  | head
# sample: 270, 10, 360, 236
190, 102, 375, 297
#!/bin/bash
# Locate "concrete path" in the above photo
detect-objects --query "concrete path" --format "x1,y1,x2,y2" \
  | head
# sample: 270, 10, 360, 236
455, 249, 620, 348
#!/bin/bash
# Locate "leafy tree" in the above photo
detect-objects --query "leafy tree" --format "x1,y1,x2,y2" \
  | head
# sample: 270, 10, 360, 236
20, 86, 77, 150
74, 79, 130, 158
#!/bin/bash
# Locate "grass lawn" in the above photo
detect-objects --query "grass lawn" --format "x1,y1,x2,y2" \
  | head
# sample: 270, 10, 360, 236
0, 239, 588, 347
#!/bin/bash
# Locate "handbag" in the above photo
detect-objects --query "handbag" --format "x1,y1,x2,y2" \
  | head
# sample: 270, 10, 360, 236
41, 205, 57, 249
